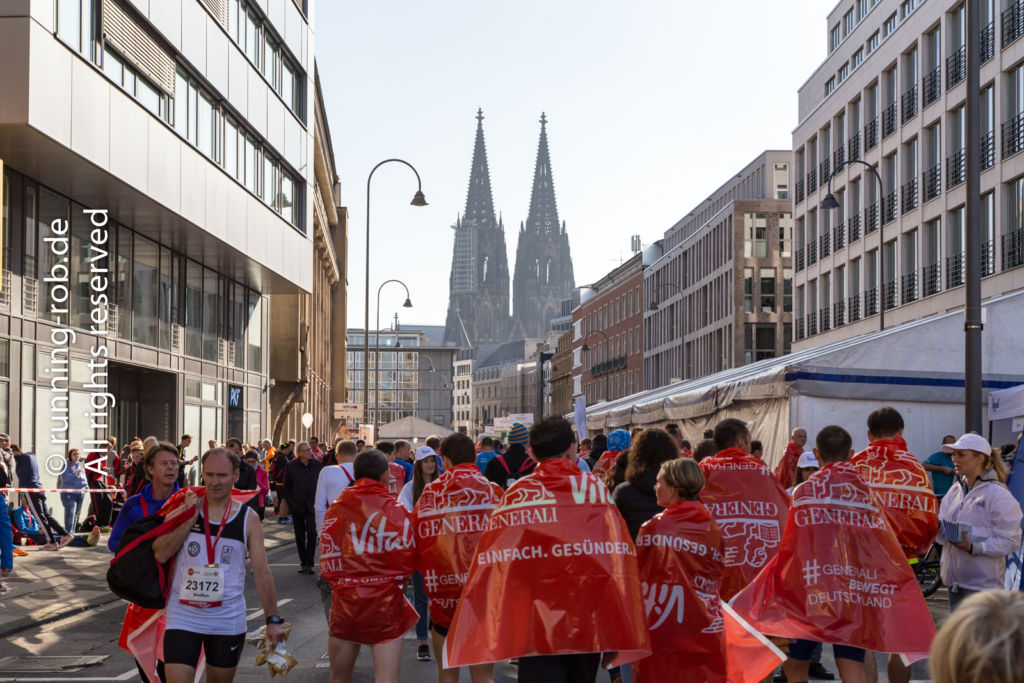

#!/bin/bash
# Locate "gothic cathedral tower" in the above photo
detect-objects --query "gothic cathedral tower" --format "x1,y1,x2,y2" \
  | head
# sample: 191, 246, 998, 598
443, 110, 512, 347
511, 113, 575, 339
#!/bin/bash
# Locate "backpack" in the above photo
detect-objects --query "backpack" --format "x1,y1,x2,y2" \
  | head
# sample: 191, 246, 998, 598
495, 455, 536, 489
107, 513, 186, 609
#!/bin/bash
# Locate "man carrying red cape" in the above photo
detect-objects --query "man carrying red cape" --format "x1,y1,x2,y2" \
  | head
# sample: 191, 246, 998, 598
698, 418, 790, 600
850, 406, 939, 683
445, 416, 650, 681
319, 449, 417, 683
122, 449, 284, 683
732, 425, 937, 682
773, 427, 808, 489
413, 432, 503, 682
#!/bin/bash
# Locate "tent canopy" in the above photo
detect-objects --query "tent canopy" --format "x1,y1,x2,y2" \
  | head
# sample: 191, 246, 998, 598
587, 289, 1024, 432
989, 384, 1024, 421
378, 416, 454, 440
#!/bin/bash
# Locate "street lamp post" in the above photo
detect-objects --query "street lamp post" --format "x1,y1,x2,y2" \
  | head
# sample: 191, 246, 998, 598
821, 159, 887, 331
363, 159, 427, 431
374, 281, 413, 435
581, 330, 610, 402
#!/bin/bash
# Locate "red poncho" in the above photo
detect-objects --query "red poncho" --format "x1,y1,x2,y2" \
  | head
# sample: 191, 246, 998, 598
773, 441, 803, 489
319, 478, 417, 644
699, 448, 791, 600
386, 461, 406, 498
731, 462, 937, 656
851, 437, 938, 558
633, 500, 727, 683
444, 458, 650, 668
592, 449, 622, 480
412, 463, 503, 629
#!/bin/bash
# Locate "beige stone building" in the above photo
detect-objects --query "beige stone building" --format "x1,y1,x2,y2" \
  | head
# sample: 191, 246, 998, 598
793, 0, 1024, 349
269, 69, 346, 443
644, 151, 793, 388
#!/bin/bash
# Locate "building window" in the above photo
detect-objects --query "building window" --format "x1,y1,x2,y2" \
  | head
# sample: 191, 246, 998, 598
783, 268, 793, 312
884, 12, 898, 36
825, 77, 836, 96
744, 323, 777, 363
830, 24, 842, 52
760, 268, 776, 313
867, 30, 880, 53
744, 212, 769, 258
843, 9, 855, 36
838, 62, 850, 83
852, 48, 864, 69
743, 268, 754, 313
227, 0, 305, 120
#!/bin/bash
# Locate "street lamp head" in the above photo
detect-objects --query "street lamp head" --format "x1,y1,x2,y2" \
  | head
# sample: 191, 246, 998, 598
649, 300, 660, 311
402, 297, 413, 308
820, 193, 841, 210
394, 339, 402, 348
410, 190, 428, 207
582, 343, 590, 352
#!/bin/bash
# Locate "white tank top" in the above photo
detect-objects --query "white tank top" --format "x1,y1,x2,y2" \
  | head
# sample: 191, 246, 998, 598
165, 502, 249, 635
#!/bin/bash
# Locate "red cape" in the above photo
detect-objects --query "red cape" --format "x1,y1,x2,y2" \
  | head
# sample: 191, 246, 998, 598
634, 500, 727, 683
319, 478, 417, 644
851, 437, 938, 558
731, 462, 936, 656
386, 461, 406, 498
699, 448, 791, 600
444, 458, 650, 667
773, 442, 803, 489
592, 449, 622, 480
412, 463, 503, 629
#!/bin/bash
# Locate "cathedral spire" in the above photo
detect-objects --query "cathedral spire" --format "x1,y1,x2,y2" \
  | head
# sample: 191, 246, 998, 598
524, 112, 560, 234
464, 108, 497, 230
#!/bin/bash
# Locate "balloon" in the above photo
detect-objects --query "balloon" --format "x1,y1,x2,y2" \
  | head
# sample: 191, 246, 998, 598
301, 412, 313, 429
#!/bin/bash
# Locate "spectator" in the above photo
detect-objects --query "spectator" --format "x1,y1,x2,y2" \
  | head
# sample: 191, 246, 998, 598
244, 450, 270, 521
680, 439, 693, 458
773, 427, 808, 489
398, 446, 440, 661
310, 436, 323, 461
282, 441, 322, 575
314, 440, 358, 533
175, 434, 197, 488
692, 439, 717, 463
269, 443, 292, 523
592, 429, 631, 480
578, 438, 592, 459
475, 436, 497, 474
483, 425, 536, 489
58, 448, 89, 532
85, 438, 115, 530
375, 441, 406, 498
356, 439, 366, 453
937, 433, 1023, 611
702, 428, 714, 439
614, 429, 681, 539
226, 437, 260, 516
603, 449, 630, 492
750, 440, 764, 461
122, 445, 147, 498
392, 440, 414, 480
664, 423, 685, 451
0, 494, 12, 591
788, 451, 820, 495
930, 589, 1024, 683
923, 435, 958, 499
585, 433, 607, 470
107, 442, 181, 552
15, 446, 71, 549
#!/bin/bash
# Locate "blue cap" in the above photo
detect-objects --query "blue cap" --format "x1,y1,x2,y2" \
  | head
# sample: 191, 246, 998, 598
507, 423, 529, 445
607, 429, 631, 451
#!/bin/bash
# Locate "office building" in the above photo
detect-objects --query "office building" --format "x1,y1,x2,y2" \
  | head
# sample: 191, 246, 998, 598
792, 0, 1024, 348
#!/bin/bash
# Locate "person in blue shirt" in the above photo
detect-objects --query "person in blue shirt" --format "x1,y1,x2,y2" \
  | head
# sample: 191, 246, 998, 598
393, 440, 414, 481
923, 434, 957, 499
107, 442, 181, 552
0, 494, 13, 592
475, 436, 498, 474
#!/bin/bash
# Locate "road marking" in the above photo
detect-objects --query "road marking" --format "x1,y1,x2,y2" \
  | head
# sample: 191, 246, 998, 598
0, 668, 135, 681
246, 598, 292, 621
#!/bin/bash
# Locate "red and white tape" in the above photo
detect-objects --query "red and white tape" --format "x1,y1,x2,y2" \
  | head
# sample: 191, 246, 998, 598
1, 487, 125, 494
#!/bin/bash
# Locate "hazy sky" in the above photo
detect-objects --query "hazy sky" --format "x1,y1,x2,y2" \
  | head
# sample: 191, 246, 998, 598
315, 1, 827, 329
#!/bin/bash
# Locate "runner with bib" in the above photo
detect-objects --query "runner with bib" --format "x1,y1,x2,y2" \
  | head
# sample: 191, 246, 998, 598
153, 448, 285, 683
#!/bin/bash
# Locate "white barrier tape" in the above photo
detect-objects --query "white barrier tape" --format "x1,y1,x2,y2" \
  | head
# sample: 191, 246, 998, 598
1, 487, 125, 493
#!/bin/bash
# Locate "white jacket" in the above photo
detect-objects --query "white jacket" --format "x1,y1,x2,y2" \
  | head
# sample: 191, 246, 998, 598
937, 469, 1023, 591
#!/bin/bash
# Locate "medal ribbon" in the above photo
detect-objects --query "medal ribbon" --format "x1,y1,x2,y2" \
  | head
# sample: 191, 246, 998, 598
202, 495, 233, 566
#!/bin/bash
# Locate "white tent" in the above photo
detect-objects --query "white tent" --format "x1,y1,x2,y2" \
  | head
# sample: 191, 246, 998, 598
586, 289, 1024, 467
377, 416, 454, 441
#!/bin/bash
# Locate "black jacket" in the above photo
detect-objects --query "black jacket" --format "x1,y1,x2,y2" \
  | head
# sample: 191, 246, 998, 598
282, 457, 322, 513
612, 466, 662, 540
484, 445, 536, 489
236, 459, 260, 512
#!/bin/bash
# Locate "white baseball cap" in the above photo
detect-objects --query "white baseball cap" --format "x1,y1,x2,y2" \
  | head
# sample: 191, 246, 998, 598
414, 446, 437, 462
949, 433, 992, 454
797, 451, 819, 469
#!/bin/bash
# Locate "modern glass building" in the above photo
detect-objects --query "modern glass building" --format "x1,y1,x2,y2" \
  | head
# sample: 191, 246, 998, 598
0, 0, 316, 458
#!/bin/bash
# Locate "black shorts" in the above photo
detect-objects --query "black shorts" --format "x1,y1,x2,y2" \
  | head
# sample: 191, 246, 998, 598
163, 629, 246, 669
429, 621, 449, 637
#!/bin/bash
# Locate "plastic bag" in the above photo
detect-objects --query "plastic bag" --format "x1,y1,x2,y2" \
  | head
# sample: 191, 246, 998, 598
248, 623, 298, 677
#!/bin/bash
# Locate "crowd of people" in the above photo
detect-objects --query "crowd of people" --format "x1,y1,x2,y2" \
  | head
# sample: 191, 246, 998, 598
2, 406, 1024, 683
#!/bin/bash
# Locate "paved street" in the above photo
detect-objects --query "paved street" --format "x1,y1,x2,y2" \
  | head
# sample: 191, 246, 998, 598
0, 516, 942, 682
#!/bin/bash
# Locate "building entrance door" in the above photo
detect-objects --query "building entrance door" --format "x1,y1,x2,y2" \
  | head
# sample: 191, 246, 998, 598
108, 362, 177, 445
